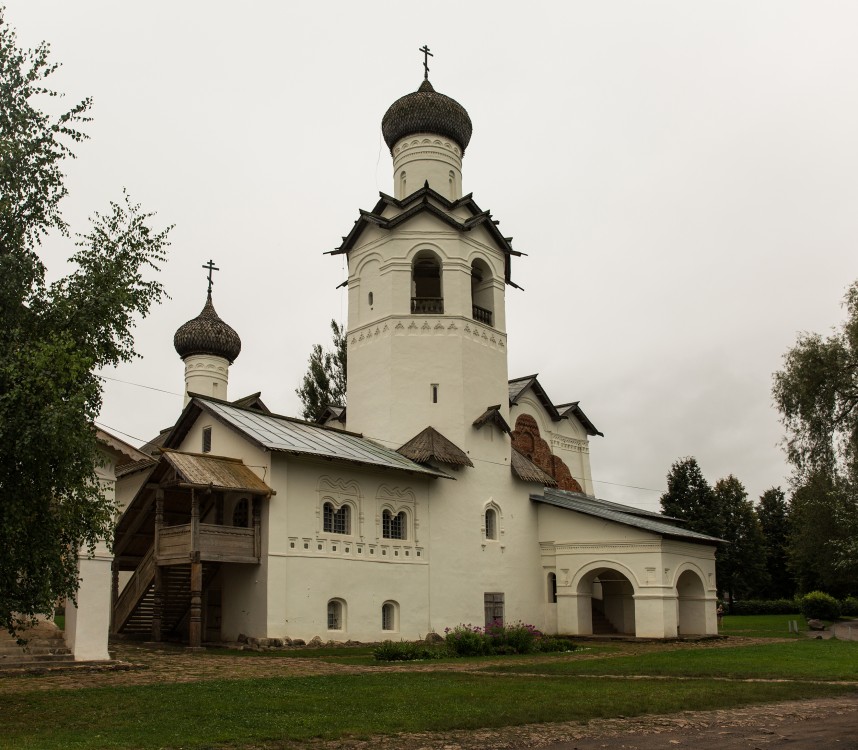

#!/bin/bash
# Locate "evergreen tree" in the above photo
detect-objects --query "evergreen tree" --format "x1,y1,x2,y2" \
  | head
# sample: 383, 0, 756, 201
755, 487, 795, 599
660, 457, 722, 537
713, 476, 770, 603
0, 11, 170, 635
296, 319, 347, 421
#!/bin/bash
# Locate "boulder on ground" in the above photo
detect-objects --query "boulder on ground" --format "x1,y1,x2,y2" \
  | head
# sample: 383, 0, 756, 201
237, 633, 248, 643
308, 635, 323, 647
270, 637, 285, 648
424, 631, 444, 644
291, 638, 306, 646
807, 619, 826, 631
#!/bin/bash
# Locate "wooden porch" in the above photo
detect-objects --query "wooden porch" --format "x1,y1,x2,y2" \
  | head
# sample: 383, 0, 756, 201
111, 449, 273, 649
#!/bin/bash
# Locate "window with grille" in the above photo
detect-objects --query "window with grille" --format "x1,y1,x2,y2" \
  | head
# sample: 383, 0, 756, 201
323, 502, 350, 534
382, 510, 407, 540
382, 601, 397, 631
485, 508, 498, 540
484, 592, 504, 627
327, 599, 343, 630
233, 498, 249, 528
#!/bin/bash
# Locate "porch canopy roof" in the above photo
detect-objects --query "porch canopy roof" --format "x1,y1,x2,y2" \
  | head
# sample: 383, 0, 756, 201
114, 450, 273, 567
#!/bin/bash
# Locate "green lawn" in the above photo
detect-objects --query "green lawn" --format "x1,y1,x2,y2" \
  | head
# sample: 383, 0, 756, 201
485, 639, 858, 680
719, 613, 807, 638
2, 672, 852, 750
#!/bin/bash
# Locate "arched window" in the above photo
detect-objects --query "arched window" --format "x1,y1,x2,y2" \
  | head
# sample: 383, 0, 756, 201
382, 510, 407, 540
485, 507, 498, 541
411, 251, 443, 314
323, 502, 351, 535
233, 498, 249, 528
471, 258, 493, 326
548, 572, 557, 603
382, 601, 398, 631
327, 599, 345, 630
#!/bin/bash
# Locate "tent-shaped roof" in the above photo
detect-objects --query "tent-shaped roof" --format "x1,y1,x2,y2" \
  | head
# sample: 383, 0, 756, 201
397, 426, 473, 468
511, 448, 557, 486
531, 488, 723, 544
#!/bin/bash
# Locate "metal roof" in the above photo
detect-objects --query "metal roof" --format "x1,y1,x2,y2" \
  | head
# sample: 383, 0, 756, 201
532, 488, 723, 544
197, 399, 450, 478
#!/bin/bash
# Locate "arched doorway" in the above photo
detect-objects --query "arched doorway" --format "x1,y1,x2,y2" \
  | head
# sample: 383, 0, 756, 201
577, 567, 636, 635
676, 569, 706, 635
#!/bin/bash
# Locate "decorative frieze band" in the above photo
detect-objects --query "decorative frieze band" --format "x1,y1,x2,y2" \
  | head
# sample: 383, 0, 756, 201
349, 316, 506, 351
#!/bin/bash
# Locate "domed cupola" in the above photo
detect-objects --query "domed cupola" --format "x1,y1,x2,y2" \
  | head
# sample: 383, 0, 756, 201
382, 51, 473, 201
174, 292, 242, 363
382, 78, 473, 155
175, 261, 241, 406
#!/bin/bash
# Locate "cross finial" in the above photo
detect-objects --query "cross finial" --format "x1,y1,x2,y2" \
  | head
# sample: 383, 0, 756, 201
419, 44, 433, 80
202, 259, 219, 295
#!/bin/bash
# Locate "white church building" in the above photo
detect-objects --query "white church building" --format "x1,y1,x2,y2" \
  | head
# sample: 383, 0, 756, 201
107, 68, 721, 650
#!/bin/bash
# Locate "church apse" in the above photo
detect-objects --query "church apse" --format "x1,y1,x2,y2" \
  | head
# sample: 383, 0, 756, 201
510, 414, 583, 493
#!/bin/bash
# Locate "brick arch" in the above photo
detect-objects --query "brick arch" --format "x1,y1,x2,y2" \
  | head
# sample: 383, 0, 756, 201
511, 414, 583, 492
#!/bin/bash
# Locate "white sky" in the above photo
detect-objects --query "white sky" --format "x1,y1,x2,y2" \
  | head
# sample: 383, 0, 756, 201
7, 1, 858, 510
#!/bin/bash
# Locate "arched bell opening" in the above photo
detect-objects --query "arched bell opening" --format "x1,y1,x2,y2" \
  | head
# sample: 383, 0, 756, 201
411, 251, 443, 314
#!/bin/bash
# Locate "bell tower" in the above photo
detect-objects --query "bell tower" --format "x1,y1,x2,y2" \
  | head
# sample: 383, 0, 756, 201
333, 56, 521, 462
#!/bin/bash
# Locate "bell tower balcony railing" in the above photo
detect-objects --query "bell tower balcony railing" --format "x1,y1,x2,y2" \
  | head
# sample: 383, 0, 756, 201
472, 305, 493, 326
411, 297, 444, 314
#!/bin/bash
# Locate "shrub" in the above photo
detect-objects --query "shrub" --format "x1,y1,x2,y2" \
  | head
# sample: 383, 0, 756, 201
444, 624, 489, 656
536, 636, 576, 653
728, 599, 800, 615
444, 621, 573, 656
372, 640, 445, 662
840, 596, 858, 617
800, 591, 841, 621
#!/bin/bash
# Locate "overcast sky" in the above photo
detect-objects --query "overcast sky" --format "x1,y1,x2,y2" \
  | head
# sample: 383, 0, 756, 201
7, 1, 858, 510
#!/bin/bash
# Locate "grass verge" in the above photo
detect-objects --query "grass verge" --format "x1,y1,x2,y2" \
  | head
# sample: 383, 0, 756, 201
719, 613, 807, 638
3, 673, 853, 750
485, 640, 858, 680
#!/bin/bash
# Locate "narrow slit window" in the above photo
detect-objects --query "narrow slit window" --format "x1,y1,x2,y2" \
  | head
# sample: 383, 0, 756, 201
202, 426, 212, 453
431, 384, 438, 403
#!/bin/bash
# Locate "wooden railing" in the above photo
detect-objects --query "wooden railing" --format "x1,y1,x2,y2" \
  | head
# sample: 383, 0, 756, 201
156, 523, 258, 564
472, 305, 492, 326
411, 297, 444, 314
112, 545, 156, 632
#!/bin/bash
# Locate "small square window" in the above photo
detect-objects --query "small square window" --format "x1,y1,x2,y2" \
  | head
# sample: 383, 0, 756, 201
345, 547, 350, 553
394, 550, 399, 556
304, 542, 309, 549
332, 545, 337, 552
405, 550, 410, 556
382, 549, 387, 556
290, 542, 295, 548
318, 544, 323, 551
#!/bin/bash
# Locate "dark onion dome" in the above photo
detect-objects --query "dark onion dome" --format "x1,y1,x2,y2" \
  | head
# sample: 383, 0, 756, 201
174, 293, 242, 363
382, 79, 473, 155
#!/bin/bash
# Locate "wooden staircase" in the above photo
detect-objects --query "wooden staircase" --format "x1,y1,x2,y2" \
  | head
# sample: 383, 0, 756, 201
0, 619, 72, 668
114, 551, 219, 640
